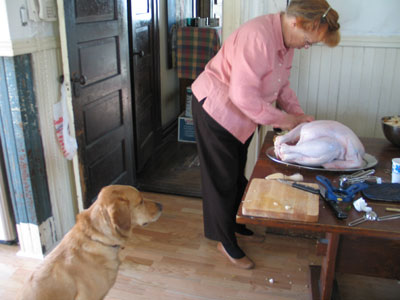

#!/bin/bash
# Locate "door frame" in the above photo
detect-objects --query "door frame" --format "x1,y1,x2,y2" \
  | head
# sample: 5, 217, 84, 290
150, 0, 162, 146
127, 0, 163, 171
56, 0, 85, 212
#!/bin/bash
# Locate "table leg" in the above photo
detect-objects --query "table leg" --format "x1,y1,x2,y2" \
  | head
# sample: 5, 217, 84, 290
310, 232, 340, 300
320, 232, 340, 299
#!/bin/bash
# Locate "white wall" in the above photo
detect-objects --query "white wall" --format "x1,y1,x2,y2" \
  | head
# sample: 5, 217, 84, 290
335, 0, 400, 36
0, 0, 59, 56
226, 0, 400, 38
2, 0, 56, 40
0, 0, 11, 43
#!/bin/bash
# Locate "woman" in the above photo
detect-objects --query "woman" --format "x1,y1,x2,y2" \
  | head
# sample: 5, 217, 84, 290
191, 0, 340, 269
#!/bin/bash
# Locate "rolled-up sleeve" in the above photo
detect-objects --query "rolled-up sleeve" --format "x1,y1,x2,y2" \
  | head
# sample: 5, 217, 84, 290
277, 79, 304, 115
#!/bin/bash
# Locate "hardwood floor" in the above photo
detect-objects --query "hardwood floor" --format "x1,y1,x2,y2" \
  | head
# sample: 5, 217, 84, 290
1, 192, 399, 299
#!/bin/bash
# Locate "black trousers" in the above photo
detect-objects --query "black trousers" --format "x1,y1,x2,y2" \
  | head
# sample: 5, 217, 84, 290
192, 96, 252, 248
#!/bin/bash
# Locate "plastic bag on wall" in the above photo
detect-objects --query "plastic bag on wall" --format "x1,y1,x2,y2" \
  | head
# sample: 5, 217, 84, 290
53, 83, 77, 160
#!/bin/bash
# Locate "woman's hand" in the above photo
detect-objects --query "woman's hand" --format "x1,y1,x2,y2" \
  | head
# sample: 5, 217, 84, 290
279, 113, 314, 131
296, 114, 314, 124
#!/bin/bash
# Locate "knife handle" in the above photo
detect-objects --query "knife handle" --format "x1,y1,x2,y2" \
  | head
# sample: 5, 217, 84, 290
327, 200, 348, 219
292, 183, 320, 194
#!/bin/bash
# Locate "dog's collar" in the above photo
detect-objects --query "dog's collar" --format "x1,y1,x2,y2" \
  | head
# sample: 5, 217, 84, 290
91, 237, 122, 249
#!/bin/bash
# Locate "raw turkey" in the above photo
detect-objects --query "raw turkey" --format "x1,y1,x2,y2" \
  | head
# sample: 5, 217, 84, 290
274, 120, 365, 169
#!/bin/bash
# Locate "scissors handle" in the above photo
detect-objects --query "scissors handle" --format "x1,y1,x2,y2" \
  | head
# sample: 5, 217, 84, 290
345, 182, 369, 195
316, 175, 337, 199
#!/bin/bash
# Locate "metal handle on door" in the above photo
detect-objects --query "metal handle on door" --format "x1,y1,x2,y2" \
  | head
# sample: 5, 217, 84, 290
71, 74, 87, 85
133, 50, 145, 57
71, 74, 87, 97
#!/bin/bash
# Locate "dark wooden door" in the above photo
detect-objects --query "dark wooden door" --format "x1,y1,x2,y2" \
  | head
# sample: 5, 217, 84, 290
64, 0, 135, 207
129, 0, 161, 172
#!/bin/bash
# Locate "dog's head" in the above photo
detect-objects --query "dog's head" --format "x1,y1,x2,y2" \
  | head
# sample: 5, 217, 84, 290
81, 185, 162, 244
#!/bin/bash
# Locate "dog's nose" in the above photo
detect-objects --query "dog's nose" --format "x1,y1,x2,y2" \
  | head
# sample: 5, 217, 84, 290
156, 202, 163, 211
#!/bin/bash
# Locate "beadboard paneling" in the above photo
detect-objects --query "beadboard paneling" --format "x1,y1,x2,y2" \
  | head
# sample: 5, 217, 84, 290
290, 44, 400, 138
31, 48, 76, 238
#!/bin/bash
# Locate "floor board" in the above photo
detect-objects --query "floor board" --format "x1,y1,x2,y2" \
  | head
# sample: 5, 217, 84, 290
1, 192, 399, 300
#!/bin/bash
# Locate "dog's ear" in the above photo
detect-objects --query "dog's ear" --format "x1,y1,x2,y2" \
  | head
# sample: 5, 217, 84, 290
109, 197, 131, 237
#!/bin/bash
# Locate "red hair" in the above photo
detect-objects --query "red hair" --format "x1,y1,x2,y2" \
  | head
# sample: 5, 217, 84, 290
287, 0, 340, 47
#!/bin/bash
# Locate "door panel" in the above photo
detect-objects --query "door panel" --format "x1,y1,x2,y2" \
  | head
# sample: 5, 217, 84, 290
130, 0, 160, 172
84, 91, 122, 143
64, 0, 135, 206
75, 1, 115, 22
86, 126, 125, 163
79, 38, 119, 85
88, 141, 127, 197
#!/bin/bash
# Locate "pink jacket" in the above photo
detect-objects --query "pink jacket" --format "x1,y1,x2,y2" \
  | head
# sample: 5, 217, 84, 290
191, 13, 304, 143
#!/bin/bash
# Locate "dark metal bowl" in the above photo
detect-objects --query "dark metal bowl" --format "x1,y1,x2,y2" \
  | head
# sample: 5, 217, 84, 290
381, 116, 400, 147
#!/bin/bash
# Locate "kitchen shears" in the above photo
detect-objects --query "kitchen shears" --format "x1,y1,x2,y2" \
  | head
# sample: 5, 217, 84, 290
316, 175, 369, 203
316, 175, 369, 220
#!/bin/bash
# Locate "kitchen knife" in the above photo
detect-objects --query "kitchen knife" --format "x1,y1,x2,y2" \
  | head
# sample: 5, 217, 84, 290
316, 179, 348, 219
277, 179, 320, 194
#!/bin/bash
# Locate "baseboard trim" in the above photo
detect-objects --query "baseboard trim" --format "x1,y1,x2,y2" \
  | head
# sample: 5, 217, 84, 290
162, 118, 178, 139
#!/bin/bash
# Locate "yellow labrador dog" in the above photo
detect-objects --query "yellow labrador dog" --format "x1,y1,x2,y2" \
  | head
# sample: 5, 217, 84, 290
19, 185, 162, 300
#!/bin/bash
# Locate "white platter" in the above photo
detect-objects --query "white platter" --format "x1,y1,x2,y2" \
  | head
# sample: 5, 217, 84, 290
265, 146, 378, 172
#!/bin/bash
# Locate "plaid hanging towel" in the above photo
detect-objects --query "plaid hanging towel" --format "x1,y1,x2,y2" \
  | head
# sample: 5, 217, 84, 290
177, 27, 221, 79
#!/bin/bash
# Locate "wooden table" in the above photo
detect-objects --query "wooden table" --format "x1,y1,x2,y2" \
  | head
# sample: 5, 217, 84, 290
237, 132, 400, 300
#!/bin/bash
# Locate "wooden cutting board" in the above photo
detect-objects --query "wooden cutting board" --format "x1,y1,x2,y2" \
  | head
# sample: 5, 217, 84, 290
242, 178, 319, 222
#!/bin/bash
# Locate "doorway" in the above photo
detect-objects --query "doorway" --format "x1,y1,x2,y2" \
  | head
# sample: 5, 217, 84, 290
136, 127, 201, 198
136, 0, 223, 198
134, 0, 220, 198
128, 0, 162, 174
62, 0, 221, 201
